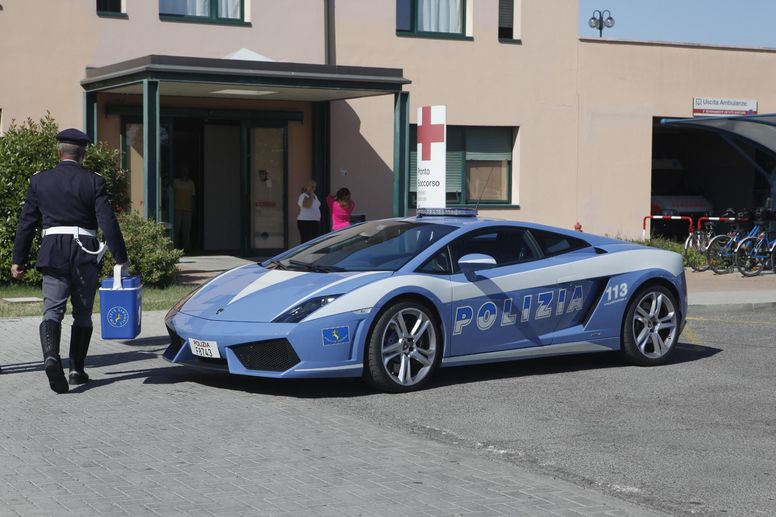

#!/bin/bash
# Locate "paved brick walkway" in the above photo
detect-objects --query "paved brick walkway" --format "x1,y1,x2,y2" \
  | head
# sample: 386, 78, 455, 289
0, 312, 666, 517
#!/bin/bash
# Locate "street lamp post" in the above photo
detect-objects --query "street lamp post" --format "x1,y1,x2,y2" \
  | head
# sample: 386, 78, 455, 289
588, 9, 615, 38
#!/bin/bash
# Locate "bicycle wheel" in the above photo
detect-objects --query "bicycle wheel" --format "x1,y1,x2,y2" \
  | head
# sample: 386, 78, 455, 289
735, 237, 764, 277
684, 231, 710, 272
707, 235, 734, 274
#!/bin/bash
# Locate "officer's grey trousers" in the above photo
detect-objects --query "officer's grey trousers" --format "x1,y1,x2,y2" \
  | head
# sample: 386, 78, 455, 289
42, 262, 99, 327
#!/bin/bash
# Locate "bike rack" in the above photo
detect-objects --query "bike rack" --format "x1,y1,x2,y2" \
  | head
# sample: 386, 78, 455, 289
695, 216, 740, 231
642, 215, 694, 240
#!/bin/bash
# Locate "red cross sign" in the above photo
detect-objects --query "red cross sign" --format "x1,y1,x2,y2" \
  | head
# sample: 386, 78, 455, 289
417, 105, 445, 161
416, 105, 447, 209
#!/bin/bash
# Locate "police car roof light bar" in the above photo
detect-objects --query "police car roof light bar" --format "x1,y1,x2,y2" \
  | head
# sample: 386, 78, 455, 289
417, 207, 478, 218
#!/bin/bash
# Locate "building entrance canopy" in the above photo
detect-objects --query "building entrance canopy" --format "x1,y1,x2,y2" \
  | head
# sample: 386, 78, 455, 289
661, 114, 776, 209
80, 55, 411, 225
81, 54, 409, 102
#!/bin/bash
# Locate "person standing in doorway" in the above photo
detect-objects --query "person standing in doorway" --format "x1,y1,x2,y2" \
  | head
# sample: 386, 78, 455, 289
297, 179, 321, 243
11, 128, 129, 394
326, 187, 355, 231
173, 165, 196, 251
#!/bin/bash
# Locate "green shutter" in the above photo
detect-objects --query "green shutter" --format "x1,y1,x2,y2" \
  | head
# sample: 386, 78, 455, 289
409, 150, 417, 192
446, 151, 463, 192
409, 150, 463, 193
465, 126, 512, 160
499, 0, 513, 29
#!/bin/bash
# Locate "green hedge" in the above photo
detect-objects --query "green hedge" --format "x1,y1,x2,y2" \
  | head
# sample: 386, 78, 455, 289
100, 212, 183, 287
0, 114, 181, 287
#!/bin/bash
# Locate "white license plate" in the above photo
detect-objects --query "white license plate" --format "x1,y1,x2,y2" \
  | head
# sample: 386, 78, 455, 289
189, 338, 221, 359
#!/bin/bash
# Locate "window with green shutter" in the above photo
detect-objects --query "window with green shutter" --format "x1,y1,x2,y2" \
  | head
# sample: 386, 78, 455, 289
498, 0, 514, 39
409, 125, 515, 207
97, 0, 126, 17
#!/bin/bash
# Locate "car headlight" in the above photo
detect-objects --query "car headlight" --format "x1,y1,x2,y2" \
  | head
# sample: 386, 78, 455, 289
273, 295, 341, 323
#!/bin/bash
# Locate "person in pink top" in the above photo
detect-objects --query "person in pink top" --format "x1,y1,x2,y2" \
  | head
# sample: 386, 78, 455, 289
326, 187, 355, 231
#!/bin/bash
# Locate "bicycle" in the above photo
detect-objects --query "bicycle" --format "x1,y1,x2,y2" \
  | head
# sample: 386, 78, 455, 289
683, 219, 715, 272
734, 208, 776, 277
684, 209, 738, 272
706, 210, 758, 275
735, 232, 775, 276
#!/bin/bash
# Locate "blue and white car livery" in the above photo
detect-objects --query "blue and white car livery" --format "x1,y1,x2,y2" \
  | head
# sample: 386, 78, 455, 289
164, 209, 687, 392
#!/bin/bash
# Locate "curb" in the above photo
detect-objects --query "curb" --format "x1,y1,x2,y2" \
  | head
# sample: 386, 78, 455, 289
688, 301, 776, 313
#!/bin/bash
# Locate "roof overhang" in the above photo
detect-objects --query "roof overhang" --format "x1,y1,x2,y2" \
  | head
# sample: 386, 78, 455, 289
82, 55, 410, 102
661, 113, 776, 155
662, 114, 776, 194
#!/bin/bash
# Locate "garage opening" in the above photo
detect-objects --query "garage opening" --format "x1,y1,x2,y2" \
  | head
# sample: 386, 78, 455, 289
651, 116, 772, 239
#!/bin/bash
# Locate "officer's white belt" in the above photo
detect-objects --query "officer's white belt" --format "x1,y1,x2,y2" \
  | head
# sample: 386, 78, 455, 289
42, 226, 97, 238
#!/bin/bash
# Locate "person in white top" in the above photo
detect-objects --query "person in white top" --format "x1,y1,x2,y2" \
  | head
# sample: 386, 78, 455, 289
297, 179, 321, 243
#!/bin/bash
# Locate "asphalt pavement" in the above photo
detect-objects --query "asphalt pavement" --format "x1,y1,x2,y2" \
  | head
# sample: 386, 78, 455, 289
1, 258, 774, 516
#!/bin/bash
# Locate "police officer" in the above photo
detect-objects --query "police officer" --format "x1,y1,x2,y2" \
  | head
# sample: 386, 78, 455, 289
11, 128, 129, 394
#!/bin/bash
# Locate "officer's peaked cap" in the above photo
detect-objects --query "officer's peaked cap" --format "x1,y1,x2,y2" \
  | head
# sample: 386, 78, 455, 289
56, 128, 91, 146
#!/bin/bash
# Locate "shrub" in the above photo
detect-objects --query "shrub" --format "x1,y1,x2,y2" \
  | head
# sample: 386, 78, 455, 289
0, 114, 175, 286
100, 212, 183, 287
640, 237, 684, 255
0, 115, 59, 285
82, 141, 130, 214
637, 237, 705, 269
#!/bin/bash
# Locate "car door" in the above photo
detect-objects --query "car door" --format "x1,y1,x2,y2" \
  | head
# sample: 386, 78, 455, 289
447, 226, 565, 357
523, 229, 606, 345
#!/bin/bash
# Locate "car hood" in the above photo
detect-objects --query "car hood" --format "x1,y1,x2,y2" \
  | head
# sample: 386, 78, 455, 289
179, 264, 392, 322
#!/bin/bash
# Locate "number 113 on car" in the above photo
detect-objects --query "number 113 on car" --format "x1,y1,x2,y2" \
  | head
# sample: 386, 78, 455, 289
189, 338, 221, 358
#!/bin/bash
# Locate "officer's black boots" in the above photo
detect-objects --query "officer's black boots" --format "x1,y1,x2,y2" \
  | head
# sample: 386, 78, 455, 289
68, 325, 92, 385
40, 320, 68, 394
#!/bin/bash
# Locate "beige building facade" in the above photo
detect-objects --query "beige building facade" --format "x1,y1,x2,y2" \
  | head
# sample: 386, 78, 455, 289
2, 0, 776, 253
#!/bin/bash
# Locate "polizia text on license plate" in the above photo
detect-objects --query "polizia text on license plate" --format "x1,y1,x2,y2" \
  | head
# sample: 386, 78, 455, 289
189, 338, 220, 358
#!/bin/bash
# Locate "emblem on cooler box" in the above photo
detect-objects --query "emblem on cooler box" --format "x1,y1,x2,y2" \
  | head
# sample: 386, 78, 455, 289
106, 306, 130, 328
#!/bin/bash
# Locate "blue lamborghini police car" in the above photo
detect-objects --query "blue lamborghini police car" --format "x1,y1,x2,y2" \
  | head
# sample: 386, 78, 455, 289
164, 209, 687, 392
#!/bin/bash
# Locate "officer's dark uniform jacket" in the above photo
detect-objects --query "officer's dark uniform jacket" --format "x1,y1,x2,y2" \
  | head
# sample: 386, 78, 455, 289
13, 160, 128, 272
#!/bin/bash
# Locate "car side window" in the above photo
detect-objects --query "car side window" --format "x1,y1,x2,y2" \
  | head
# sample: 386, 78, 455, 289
448, 227, 540, 273
418, 246, 452, 275
527, 229, 589, 257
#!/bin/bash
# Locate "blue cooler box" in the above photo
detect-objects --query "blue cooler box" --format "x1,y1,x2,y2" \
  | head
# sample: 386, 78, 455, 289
100, 265, 142, 339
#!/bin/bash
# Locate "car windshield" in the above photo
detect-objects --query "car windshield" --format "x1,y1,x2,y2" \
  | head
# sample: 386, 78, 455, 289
268, 220, 456, 272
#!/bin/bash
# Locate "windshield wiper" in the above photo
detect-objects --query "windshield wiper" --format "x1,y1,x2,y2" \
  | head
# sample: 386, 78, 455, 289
264, 259, 287, 270
288, 260, 345, 273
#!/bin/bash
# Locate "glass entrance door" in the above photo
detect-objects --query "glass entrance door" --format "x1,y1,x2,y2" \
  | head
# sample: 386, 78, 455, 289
249, 126, 287, 251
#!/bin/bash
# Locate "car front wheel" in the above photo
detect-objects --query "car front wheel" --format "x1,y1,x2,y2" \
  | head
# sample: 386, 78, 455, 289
364, 301, 441, 392
621, 285, 679, 366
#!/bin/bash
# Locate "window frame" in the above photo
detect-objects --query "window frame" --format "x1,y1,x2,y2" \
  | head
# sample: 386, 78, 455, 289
159, 0, 249, 26
396, 0, 470, 40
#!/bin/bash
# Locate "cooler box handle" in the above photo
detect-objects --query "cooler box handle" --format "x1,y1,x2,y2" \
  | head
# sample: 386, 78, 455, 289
113, 264, 123, 290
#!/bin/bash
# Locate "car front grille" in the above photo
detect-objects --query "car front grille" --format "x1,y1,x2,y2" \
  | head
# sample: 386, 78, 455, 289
231, 339, 300, 372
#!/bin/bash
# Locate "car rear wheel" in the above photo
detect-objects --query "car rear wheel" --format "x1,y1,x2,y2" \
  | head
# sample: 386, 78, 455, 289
621, 285, 679, 366
364, 301, 441, 393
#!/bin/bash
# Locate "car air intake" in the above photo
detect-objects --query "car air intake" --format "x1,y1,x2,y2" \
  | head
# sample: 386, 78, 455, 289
231, 339, 301, 372
164, 326, 184, 360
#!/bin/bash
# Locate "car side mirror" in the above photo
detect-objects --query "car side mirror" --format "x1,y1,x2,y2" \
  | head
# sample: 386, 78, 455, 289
458, 253, 497, 281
